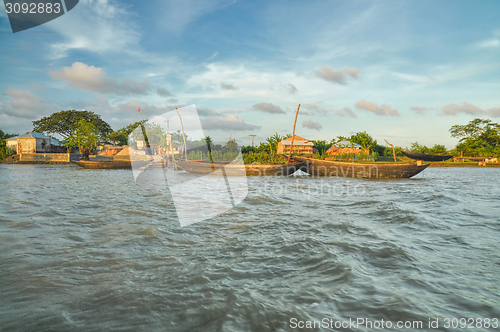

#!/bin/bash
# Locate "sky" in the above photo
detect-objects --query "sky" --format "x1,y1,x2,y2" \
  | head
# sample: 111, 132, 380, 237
1, 0, 499, 148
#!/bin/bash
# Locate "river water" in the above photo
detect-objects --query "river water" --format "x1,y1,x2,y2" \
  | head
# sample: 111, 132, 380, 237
0, 164, 499, 331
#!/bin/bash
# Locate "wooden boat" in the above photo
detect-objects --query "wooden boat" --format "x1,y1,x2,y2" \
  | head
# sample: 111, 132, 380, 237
175, 160, 307, 176
73, 160, 151, 169
295, 157, 429, 179
402, 151, 453, 162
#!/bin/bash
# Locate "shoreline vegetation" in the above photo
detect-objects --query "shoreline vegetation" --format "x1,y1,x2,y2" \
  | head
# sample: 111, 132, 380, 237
2, 111, 500, 169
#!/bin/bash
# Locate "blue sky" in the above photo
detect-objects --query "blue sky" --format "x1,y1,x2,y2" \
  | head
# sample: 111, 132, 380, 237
1, 0, 499, 148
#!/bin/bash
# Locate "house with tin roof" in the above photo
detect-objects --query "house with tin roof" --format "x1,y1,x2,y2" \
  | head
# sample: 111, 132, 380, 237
4, 132, 61, 154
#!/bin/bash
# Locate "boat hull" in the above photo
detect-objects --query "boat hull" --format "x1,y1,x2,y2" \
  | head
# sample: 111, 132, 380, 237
402, 151, 453, 162
297, 157, 429, 179
175, 160, 306, 176
73, 160, 150, 169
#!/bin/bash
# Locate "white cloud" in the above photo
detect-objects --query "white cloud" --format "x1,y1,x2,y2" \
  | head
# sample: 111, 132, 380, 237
220, 82, 239, 90
285, 83, 297, 94
159, 0, 236, 32
156, 87, 173, 97
410, 106, 428, 114
184, 63, 278, 100
314, 65, 364, 85
478, 39, 500, 48
355, 100, 399, 116
489, 108, 500, 117
441, 102, 487, 116
50, 62, 170, 96
341, 107, 357, 118
300, 101, 357, 118
441, 102, 500, 117
47, 0, 140, 59
201, 115, 261, 131
252, 102, 285, 114
28, 83, 46, 90
0, 88, 54, 119
302, 119, 322, 131
197, 107, 223, 117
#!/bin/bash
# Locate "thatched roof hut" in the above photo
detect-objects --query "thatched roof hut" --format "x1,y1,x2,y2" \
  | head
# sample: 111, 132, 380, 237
326, 140, 369, 156
277, 135, 316, 154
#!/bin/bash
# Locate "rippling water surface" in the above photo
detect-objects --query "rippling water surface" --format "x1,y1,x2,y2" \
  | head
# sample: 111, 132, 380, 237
1, 164, 499, 331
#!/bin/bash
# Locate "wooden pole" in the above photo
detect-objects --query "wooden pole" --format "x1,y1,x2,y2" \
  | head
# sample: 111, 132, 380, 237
167, 120, 177, 170
166, 120, 170, 160
287, 104, 301, 163
176, 108, 188, 161
384, 139, 397, 163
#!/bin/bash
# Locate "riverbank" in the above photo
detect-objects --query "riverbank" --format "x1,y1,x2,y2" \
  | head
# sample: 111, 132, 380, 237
1, 154, 73, 165
428, 161, 500, 167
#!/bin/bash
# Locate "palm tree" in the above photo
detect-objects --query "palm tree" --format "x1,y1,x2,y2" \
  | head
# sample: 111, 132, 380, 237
205, 136, 214, 163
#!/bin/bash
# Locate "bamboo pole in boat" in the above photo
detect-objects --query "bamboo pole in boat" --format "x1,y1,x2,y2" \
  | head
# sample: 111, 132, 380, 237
166, 119, 177, 170
288, 104, 301, 163
176, 108, 188, 161
384, 139, 397, 163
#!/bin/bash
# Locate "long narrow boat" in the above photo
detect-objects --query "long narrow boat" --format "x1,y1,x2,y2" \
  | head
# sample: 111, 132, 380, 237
296, 157, 429, 179
175, 160, 306, 176
402, 151, 453, 162
73, 160, 150, 170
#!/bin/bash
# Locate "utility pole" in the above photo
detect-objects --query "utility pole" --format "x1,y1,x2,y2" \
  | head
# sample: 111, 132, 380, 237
249, 134, 256, 147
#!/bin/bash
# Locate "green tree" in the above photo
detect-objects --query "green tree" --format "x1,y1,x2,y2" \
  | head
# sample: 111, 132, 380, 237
383, 146, 403, 157
107, 120, 147, 145
449, 118, 500, 156
205, 136, 214, 163
223, 139, 238, 153
0, 130, 18, 161
450, 118, 496, 141
64, 120, 100, 157
0, 129, 18, 140
33, 110, 112, 139
349, 131, 378, 153
428, 144, 447, 155
265, 133, 286, 154
410, 142, 429, 153
311, 139, 331, 155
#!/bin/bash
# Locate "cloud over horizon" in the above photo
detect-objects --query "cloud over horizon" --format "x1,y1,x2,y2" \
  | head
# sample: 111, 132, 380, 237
302, 119, 322, 131
0, 88, 54, 119
300, 101, 357, 118
411, 106, 428, 114
252, 102, 285, 114
314, 66, 364, 85
201, 115, 261, 131
355, 100, 399, 116
220, 82, 239, 90
441, 102, 500, 117
49, 62, 169, 97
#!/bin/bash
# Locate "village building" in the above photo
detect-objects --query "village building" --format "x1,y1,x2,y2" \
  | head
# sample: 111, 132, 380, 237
326, 140, 369, 156
4, 132, 61, 154
277, 135, 316, 154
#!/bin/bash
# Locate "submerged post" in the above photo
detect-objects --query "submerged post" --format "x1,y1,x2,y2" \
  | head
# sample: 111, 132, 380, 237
384, 139, 397, 163
176, 108, 188, 161
288, 104, 301, 163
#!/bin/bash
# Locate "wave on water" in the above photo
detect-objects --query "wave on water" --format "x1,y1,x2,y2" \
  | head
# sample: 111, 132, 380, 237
0, 165, 499, 331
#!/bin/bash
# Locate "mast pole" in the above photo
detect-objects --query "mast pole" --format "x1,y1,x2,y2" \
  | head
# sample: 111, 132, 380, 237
176, 108, 188, 161
287, 104, 301, 163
